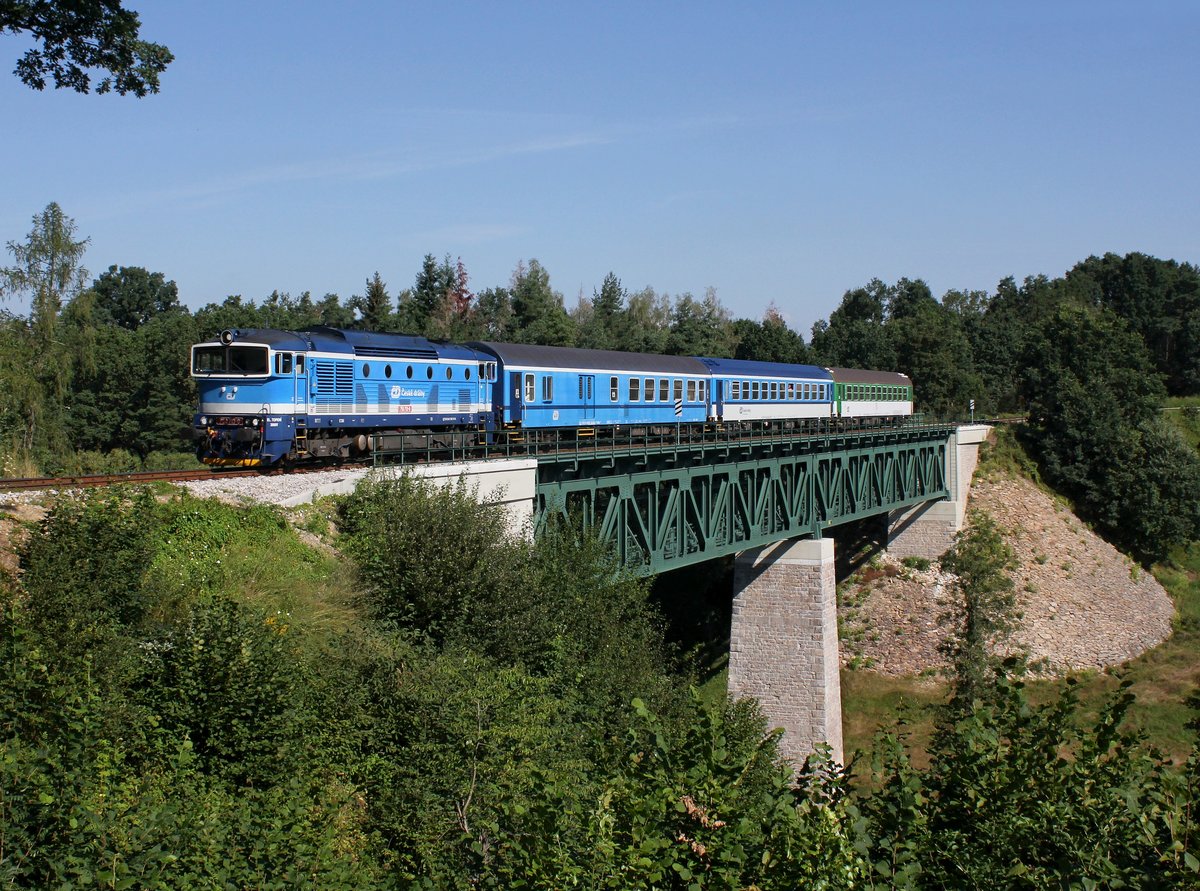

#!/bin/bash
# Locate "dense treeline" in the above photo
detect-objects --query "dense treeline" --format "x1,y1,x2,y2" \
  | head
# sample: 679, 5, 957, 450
2, 200, 1200, 550
5, 482, 1200, 886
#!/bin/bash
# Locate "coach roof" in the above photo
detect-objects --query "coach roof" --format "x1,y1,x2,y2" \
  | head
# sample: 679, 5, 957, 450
827, 367, 913, 386
471, 341, 709, 375
694, 356, 832, 380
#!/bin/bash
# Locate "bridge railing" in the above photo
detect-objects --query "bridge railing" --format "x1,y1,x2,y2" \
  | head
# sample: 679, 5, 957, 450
370, 416, 959, 467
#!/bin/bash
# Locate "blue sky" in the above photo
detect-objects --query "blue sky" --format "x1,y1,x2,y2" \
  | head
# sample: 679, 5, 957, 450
1, 1, 1196, 335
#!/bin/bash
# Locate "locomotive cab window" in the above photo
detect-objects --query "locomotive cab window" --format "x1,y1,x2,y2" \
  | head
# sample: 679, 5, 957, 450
193, 345, 268, 376
274, 353, 293, 375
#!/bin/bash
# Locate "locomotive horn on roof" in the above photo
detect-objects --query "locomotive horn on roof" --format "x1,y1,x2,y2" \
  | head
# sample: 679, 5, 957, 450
220, 329, 236, 345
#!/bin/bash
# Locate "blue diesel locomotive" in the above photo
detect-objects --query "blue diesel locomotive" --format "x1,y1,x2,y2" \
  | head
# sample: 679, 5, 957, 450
192, 327, 913, 466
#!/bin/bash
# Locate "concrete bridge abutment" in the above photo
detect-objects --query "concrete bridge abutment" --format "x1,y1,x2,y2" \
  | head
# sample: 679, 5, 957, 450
886, 423, 991, 559
728, 537, 843, 765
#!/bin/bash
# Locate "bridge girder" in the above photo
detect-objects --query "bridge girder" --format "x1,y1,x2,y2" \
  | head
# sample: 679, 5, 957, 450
535, 427, 951, 575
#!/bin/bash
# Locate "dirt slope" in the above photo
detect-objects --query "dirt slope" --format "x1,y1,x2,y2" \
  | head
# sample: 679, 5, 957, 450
841, 472, 1175, 677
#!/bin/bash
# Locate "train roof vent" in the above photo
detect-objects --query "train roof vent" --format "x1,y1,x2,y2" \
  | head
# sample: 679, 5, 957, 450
353, 345, 440, 359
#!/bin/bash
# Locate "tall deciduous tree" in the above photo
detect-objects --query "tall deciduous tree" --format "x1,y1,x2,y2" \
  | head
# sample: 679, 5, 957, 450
1021, 302, 1200, 562
1, 201, 89, 347
665, 288, 734, 357
88, 264, 179, 330
1, 0, 172, 95
0, 202, 90, 465
733, 304, 810, 364
1065, 252, 1200, 395
810, 279, 895, 370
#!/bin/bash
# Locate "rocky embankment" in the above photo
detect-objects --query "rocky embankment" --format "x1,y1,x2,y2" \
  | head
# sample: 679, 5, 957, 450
840, 471, 1175, 677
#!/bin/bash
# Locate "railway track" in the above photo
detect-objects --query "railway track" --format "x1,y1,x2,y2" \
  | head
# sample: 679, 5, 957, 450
0, 467, 263, 492
0, 459, 382, 494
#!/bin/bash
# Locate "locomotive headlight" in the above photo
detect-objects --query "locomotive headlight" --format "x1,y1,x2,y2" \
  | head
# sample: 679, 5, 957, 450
200, 416, 208, 425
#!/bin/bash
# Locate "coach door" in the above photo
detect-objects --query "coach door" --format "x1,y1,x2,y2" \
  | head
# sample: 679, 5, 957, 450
294, 354, 307, 413
580, 374, 596, 421
510, 372, 525, 424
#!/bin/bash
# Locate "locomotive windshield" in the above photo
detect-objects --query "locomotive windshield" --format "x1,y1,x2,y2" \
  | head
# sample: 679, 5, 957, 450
192, 345, 269, 375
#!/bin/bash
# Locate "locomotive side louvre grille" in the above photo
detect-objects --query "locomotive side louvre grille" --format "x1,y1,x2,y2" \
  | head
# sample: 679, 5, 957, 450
313, 360, 354, 396
457, 387, 470, 410
353, 345, 439, 359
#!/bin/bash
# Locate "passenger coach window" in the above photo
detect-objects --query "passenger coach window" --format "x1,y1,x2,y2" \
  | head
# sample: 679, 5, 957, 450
630, 378, 640, 401
674, 380, 683, 403
542, 376, 553, 401
524, 374, 535, 401
700, 381, 706, 400
611, 376, 619, 400
659, 379, 669, 401
687, 380, 696, 401
752, 382, 760, 399
644, 378, 654, 401
732, 381, 741, 399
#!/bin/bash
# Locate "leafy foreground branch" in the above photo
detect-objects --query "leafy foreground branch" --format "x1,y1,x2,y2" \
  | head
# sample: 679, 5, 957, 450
3, 487, 1200, 887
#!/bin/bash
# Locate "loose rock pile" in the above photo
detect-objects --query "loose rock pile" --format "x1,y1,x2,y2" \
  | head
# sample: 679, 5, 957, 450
841, 472, 1175, 677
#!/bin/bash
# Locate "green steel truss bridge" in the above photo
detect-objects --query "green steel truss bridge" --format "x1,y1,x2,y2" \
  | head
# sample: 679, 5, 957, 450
371, 421, 955, 575
533, 423, 953, 574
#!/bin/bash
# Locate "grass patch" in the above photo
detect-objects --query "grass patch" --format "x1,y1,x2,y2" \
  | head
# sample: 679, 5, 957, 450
975, 425, 1040, 482
152, 491, 361, 639
841, 670, 946, 770
1163, 401, 1200, 449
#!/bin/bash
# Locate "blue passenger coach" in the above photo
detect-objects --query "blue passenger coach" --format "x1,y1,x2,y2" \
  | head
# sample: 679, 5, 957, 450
695, 357, 834, 426
193, 326, 494, 465
471, 342, 711, 430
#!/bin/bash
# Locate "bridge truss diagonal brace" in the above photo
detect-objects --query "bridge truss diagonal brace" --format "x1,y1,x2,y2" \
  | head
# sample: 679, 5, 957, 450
535, 430, 951, 576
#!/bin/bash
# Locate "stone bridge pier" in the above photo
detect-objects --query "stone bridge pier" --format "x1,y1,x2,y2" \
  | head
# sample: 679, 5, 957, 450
727, 424, 991, 766
728, 537, 842, 765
